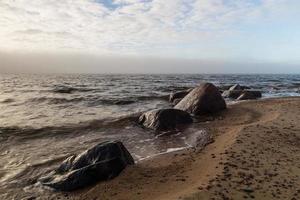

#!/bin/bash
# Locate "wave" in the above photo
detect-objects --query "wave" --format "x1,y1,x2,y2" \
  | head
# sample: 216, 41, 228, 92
0, 98, 15, 103
52, 85, 95, 94
135, 95, 169, 101
0, 112, 141, 140
28, 97, 84, 104
27, 94, 169, 106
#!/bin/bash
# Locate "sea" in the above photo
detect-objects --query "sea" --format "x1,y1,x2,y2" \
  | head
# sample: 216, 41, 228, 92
0, 73, 300, 198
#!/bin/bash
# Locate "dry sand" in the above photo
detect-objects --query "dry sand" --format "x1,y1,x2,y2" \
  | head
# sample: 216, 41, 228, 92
7, 97, 300, 200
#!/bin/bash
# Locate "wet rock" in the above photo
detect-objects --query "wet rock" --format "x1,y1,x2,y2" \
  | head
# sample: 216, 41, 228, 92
223, 90, 262, 100
222, 90, 244, 99
229, 84, 242, 91
229, 84, 251, 91
39, 141, 134, 191
237, 91, 262, 100
175, 82, 226, 115
169, 89, 192, 103
138, 108, 193, 131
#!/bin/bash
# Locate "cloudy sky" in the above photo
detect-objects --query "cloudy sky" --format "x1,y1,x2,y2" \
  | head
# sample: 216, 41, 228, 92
0, 0, 299, 73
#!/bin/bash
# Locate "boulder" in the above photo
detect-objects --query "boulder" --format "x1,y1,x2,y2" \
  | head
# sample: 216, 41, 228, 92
169, 89, 192, 103
40, 141, 134, 191
175, 83, 226, 115
237, 91, 262, 100
139, 109, 193, 131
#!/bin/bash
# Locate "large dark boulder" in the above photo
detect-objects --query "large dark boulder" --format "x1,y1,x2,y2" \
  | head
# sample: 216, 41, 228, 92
39, 141, 134, 191
237, 91, 262, 100
175, 83, 226, 115
139, 109, 193, 131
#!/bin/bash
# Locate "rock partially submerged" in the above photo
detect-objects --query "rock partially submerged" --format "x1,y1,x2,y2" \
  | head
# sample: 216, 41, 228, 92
222, 90, 244, 99
139, 108, 193, 131
229, 84, 251, 91
39, 141, 134, 191
237, 91, 262, 100
222, 90, 262, 100
175, 83, 226, 115
222, 83, 262, 100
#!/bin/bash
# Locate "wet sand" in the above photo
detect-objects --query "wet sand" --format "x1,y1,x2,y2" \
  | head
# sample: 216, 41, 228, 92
2, 97, 300, 199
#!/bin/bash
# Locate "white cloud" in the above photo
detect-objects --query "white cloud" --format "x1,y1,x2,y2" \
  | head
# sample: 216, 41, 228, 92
0, 0, 299, 57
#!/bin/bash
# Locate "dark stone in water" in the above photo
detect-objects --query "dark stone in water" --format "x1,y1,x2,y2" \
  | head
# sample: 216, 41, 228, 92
229, 84, 242, 91
139, 108, 193, 131
175, 83, 226, 115
222, 90, 244, 99
39, 141, 134, 191
237, 91, 262, 100
222, 90, 262, 100
229, 84, 251, 91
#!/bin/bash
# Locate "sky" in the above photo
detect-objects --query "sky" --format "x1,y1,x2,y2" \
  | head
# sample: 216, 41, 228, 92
0, 0, 300, 73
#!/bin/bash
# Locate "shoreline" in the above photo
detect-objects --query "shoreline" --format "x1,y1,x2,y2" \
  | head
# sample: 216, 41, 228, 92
1, 97, 300, 199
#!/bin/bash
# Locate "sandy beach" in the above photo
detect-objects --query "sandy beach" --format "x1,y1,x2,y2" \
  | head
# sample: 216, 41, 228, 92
49, 97, 299, 200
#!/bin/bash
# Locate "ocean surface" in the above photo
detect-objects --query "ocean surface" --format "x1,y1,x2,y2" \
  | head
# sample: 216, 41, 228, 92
0, 73, 300, 198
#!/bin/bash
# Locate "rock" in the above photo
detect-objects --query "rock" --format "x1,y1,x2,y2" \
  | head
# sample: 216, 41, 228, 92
222, 90, 244, 99
169, 89, 192, 103
223, 90, 262, 100
39, 141, 134, 191
138, 109, 193, 131
229, 84, 251, 91
175, 83, 226, 115
229, 84, 242, 91
237, 91, 262, 100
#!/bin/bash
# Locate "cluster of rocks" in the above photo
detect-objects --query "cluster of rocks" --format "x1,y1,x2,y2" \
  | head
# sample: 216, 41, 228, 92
222, 84, 262, 100
139, 82, 226, 131
140, 83, 262, 132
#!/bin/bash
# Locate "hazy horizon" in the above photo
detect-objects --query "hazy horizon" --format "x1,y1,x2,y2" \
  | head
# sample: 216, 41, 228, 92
1, 0, 300, 73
